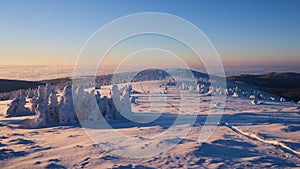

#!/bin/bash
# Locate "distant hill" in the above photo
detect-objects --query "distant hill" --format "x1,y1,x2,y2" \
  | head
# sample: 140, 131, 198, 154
131, 69, 173, 82
131, 68, 210, 82
40, 77, 72, 90
0, 77, 73, 93
227, 72, 300, 102
0, 79, 42, 93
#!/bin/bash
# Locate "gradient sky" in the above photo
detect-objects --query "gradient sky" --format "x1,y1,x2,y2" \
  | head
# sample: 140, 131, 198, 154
0, 0, 299, 66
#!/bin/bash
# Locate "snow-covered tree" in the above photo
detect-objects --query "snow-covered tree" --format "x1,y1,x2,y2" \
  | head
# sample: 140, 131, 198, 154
189, 85, 195, 91
98, 95, 110, 118
37, 85, 46, 104
120, 86, 132, 118
5, 95, 32, 117
27, 89, 35, 98
109, 85, 121, 119
58, 85, 77, 124
47, 93, 59, 124
181, 83, 187, 90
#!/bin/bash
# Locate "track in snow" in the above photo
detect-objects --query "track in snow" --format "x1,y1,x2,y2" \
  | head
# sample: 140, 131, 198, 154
224, 122, 300, 159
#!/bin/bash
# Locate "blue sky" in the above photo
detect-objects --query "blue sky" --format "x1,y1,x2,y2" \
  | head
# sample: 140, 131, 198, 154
0, 0, 299, 65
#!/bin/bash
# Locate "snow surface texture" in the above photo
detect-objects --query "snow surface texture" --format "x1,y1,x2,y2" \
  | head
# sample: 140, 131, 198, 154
0, 80, 299, 168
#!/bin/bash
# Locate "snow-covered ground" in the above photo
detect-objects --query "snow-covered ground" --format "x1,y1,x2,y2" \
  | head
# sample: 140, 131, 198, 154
0, 80, 299, 168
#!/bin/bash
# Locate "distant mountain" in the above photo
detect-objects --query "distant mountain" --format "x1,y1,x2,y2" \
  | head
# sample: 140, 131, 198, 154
227, 72, 300, 102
